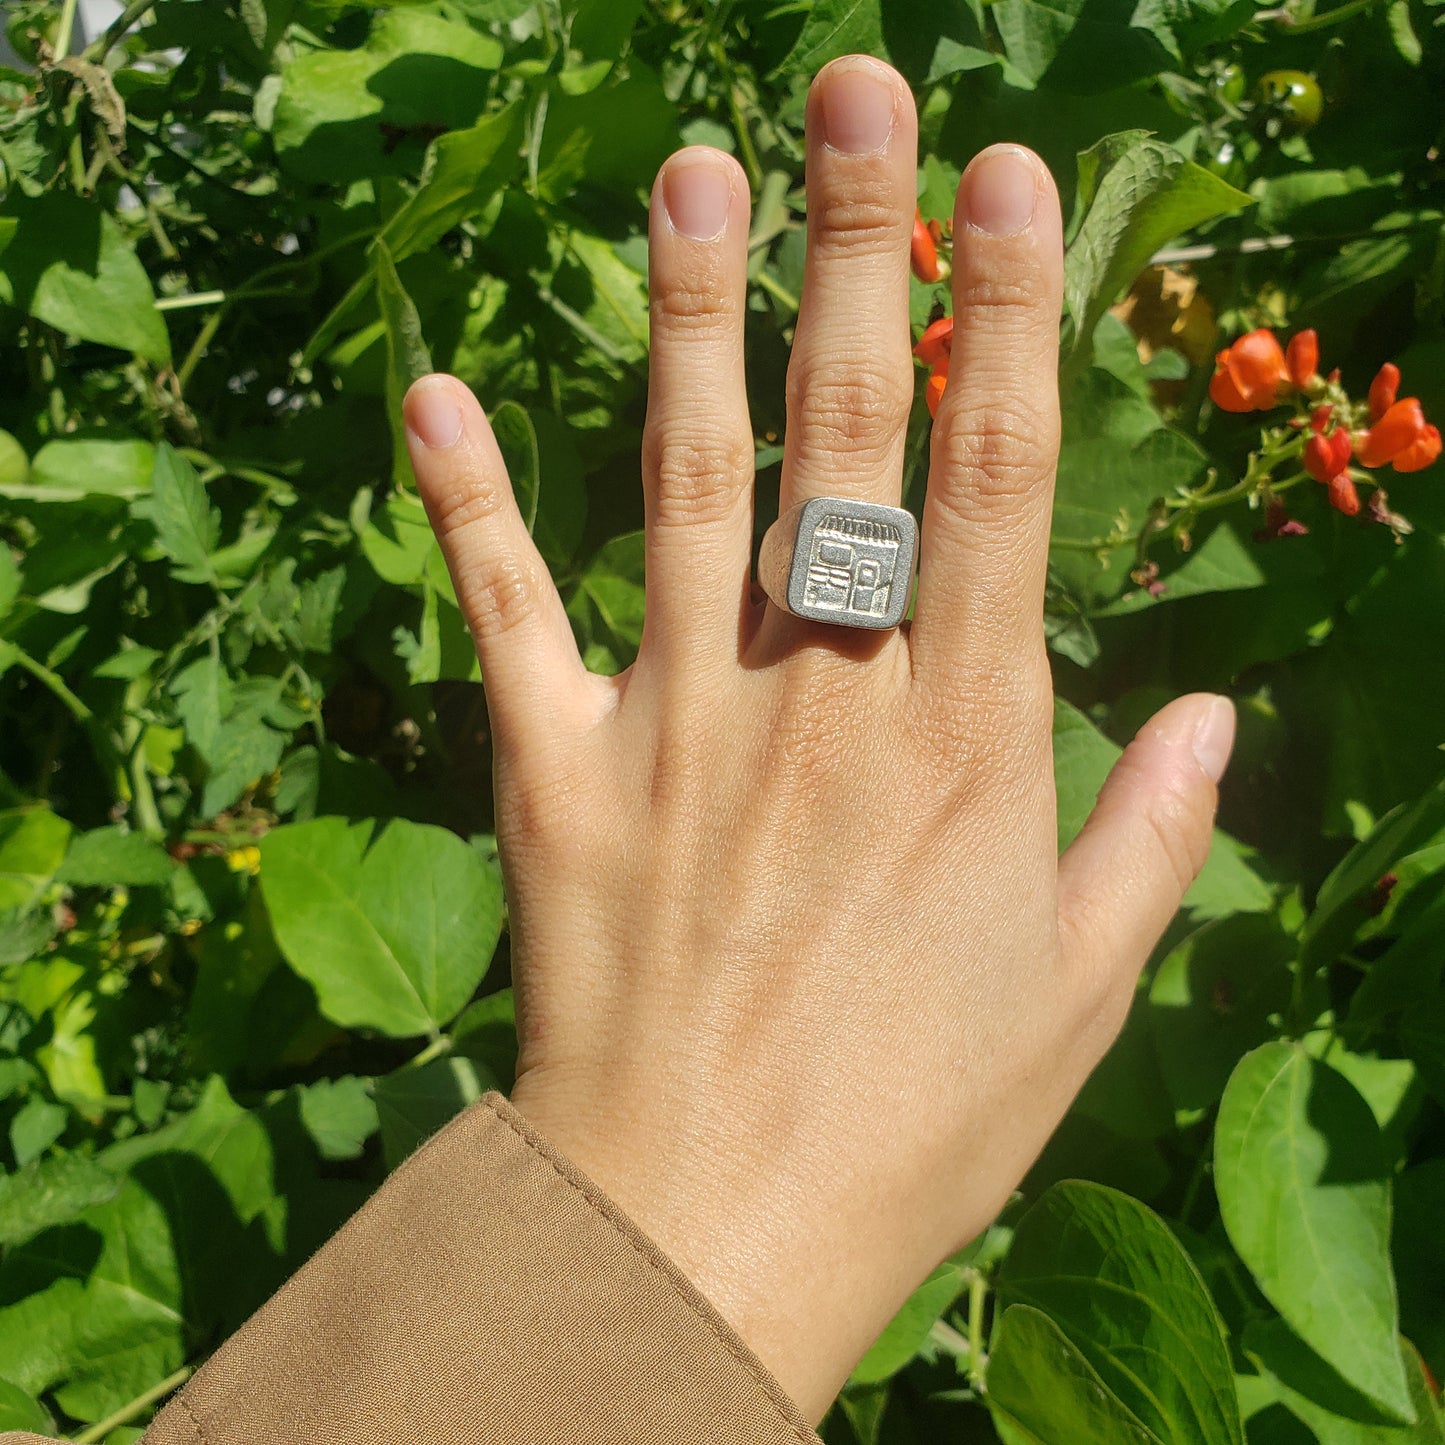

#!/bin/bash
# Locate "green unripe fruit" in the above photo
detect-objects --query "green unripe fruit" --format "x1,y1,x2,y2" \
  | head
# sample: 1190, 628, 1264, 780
1254, 70, 1323, 133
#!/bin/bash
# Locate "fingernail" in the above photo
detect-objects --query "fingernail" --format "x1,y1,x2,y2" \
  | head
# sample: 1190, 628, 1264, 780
663, 152, 732, 241
820, 58, 896, 155
961, 146, 1038, 236
1191, 696, 1236, 784
405, 377, 464, 451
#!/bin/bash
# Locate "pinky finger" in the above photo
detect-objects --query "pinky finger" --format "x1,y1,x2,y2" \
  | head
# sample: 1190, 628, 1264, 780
405, 375, 598, 752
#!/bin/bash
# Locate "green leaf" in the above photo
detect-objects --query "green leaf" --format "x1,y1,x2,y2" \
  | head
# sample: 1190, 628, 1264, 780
360, 487, 440, 585
448, 988, 518, 1091
10, 437, 157, 503
778, 0, 886, 75
0, 1379, 54, 1435
296, 1075, 380, 1161
9, 1096, 67, 1167
0, 1178, 184, 1422
996, 1180, 1244, 1445
272, 12, 503, 182
1286, 537, 1445, 837
1244, 1320, 1445, 1443
375, 242, 434, 488
0, 1153, 121, 1249
0, 428, 29, 496
851, 1261, 966, 1385
305, 103, 525, 361
1064, 134, 1251, 361
1147, 914, 1296, 1121
1215, 1043, 1414, 1424
579, 529, 647, 663
56, 827, 173, 888
379, 101, 525, 264
260, 817, 505, 1038
540, 72, 679, 199
1387, 0, 1423, 65
491, 401, 540, 533
567, 0, 647, 60
987, 1304, 1163, 1444
0, 194, 170, 363
0, 806, 72, 914
373, 1055, 483, 1168
137, 444, 221, 585
172, 672, 295, 819
1301, 779, 1445, 977
991, 0, 1173, 89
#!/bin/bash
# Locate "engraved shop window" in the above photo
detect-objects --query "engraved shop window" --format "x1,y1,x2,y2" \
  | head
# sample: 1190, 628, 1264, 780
803, 515, 904, 620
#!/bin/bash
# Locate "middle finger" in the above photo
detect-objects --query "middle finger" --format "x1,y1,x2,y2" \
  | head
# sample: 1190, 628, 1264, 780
778, 56, 918, 517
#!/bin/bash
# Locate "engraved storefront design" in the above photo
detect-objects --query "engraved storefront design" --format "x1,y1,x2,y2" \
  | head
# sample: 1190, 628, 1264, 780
802, 513, 904, 621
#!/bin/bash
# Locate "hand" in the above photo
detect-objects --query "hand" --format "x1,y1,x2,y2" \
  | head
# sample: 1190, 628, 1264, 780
403, 55, 1234, 1424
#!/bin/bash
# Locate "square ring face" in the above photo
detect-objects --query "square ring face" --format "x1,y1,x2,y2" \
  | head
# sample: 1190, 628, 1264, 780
785, 497, 918, 629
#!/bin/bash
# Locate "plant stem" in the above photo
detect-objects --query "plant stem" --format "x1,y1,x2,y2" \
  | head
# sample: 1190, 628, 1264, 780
753, 269, 799, 314
10, 646, 92, 723
407, 1034, 451, 1069
156, 291, 228, 312
86, 0, 155, 63
727, 81, 765, 194
965, 1268, 988, 1393
53, 0, 80, 61
73, 1365, 194, 1442
1273, 0, 1381, 31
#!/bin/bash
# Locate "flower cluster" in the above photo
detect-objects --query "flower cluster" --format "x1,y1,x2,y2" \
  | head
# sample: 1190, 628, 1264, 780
1211, 328, 1440, 519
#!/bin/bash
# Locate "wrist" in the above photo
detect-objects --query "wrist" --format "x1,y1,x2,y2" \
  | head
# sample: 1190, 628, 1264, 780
507, 1078, 920, 1424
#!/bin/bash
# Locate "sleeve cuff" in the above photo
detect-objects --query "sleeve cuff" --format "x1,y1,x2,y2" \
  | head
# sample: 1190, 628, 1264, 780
137, 1091, 821, 1445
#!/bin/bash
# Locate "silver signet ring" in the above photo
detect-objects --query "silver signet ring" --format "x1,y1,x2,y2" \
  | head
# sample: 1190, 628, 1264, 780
757, 497, 918, 630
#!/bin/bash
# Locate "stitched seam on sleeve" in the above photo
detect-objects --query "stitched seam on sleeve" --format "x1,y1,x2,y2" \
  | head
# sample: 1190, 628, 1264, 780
481, 1096, 815, 1444
177, 1392, 211, 1445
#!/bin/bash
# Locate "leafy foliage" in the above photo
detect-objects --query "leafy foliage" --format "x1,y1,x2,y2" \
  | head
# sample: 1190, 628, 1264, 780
0, 0, 1442, 1441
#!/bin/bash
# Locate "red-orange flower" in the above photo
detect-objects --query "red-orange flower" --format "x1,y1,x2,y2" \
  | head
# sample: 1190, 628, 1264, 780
911, 211, 944, 284
1394, 423, 1442, 473
1369, 362, 1400, 421
1209, 329, 1290, 412
1357, 398, 1439, 471
926, 357, 949, 418
1286, 329, 1319, 389
1304, 428, 1352, 485
914, 316, 953, 368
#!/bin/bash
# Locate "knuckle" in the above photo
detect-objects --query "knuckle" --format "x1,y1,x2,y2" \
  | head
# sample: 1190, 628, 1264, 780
455, 553, 544, 643
651, 273, 738, 339
425, 474, 509, 541
953, 269, 1041, 320
811, 189, 907, 257
787, 355, 911, 469
644, 428, 754, 530
934, 394, 1057, 506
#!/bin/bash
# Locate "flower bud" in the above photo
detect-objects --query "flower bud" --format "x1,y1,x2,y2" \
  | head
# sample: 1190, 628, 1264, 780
1368, 362, 1400, 422
1327, 473, 1361, 516
1286, 329, 1319, 389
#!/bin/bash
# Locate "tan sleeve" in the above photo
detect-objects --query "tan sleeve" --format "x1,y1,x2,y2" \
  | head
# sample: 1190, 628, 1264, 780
1, 1092, 819, 1445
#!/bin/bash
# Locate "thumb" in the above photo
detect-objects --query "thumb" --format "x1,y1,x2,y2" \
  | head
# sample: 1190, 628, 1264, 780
1057, 693, 1235, 996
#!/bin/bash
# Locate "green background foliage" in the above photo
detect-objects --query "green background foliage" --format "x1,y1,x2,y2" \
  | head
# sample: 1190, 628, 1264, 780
0, 0, 1443, 1439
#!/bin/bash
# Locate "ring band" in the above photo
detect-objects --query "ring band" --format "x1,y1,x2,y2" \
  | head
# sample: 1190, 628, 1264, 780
758, 497, 918, 630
